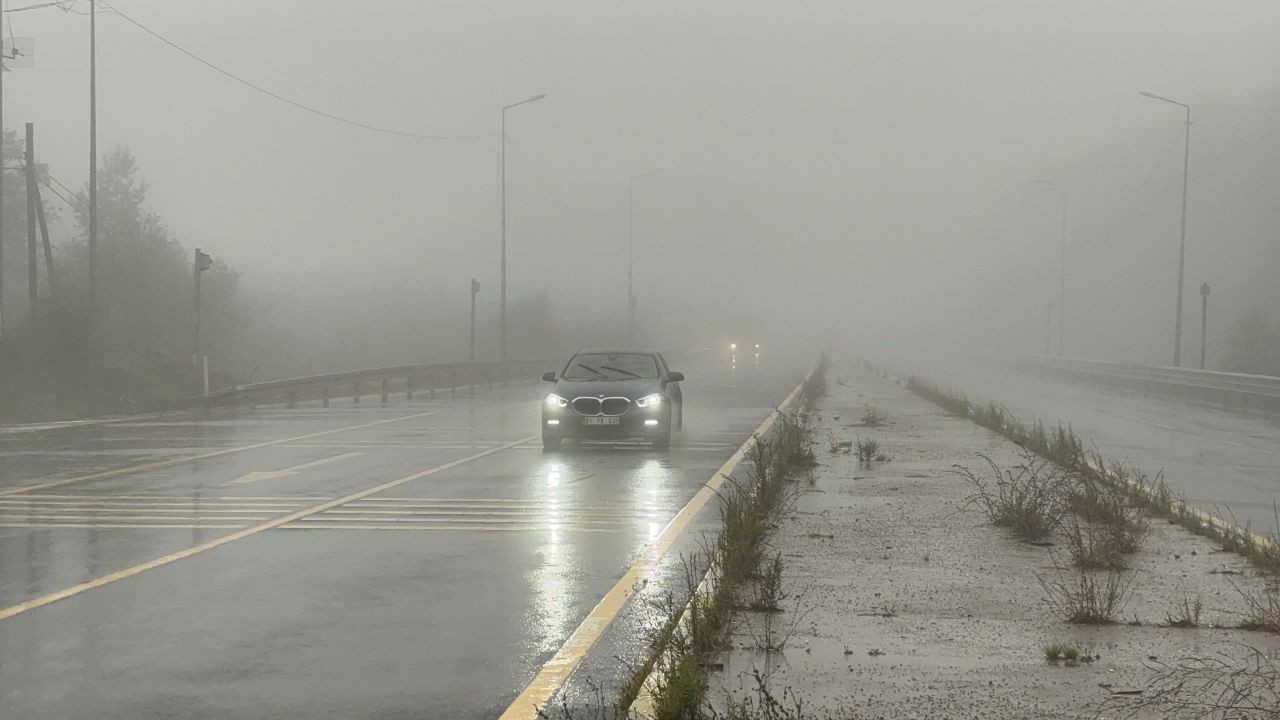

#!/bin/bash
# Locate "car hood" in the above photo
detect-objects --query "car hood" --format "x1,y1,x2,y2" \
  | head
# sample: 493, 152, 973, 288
551, 378, 664, 400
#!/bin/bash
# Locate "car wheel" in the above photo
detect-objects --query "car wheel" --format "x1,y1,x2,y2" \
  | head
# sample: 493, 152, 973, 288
542, 429, 562, 451
676, 401, 684, 430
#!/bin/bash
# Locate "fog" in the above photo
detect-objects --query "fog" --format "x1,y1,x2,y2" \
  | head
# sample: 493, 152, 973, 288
4, 0, 1278, 381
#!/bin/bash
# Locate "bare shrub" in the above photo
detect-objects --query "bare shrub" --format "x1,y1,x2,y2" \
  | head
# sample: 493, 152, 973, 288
860, 406, 885, 427
1038, 555, 1134, 624
1165, 595, 1203, 628
954, 451, 1068, 541
1063, 517, 1131, 570
855, 437, 879, 463
1094, 647, 1280, 719
1234, 579, 1280, 633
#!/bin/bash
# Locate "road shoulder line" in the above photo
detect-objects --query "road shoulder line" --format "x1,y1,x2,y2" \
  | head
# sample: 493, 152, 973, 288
497, 382, 804, 720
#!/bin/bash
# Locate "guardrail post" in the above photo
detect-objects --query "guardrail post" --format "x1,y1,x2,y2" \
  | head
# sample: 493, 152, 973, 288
381, 379, 389, 404
322, 386, 330, 408
407, 375, 414, 401
353, 381, 360, 405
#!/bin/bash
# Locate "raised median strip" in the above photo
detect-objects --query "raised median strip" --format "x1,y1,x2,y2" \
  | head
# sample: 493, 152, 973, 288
529, 357, 1279, 718
681, 359, 1276, 718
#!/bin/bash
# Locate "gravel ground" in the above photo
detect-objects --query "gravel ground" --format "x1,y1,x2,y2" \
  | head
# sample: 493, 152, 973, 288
706, 358, 1280, 720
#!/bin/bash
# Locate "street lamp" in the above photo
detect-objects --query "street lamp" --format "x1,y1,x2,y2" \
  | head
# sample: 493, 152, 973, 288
1140, 89, 1193, 367
499, 92, 547, 359
628, 167, 663, 345
1030, 178, 1067, 356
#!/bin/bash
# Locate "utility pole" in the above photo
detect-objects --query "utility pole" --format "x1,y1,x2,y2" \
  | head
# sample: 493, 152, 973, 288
1045, 302, 1053, 356
34, 183, 53, 298
89, 0, 98, 367
628, 167, 663, 345
25, 123, 35, 314
1, 36, 6, 341
499, 92, 547, 360
1199, 283, 1210, 370
192, 248, 212, 365
1140, 90, 1192, 367
469, 277, 479, 362
1030, 178, 1067, 356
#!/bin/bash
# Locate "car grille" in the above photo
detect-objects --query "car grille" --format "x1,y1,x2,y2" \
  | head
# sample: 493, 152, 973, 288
572, 397, 601, 415
572, 397, 631, 416
601, 398, 630, 416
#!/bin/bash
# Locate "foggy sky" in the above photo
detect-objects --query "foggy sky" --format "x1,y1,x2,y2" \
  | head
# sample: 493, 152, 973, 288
6, 0, 1279, 366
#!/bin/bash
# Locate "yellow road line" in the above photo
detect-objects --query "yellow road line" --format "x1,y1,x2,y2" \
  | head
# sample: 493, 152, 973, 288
0, 410, 443, 498
0, 435, 534, 622
498, 384, 803, 720
277, 523, 619, 532
297, 515, 634, 525
319, 509, 654, 518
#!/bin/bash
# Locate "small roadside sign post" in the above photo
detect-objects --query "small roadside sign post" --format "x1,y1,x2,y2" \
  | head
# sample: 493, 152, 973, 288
470, 278, 480, 362
193, 248, 213, 366
0, 37, 33, 343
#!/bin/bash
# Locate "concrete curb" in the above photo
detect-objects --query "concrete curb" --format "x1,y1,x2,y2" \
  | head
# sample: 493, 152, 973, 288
626, 361, 818, 718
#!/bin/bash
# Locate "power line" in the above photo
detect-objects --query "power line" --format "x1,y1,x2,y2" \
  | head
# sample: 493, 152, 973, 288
2, 1, 76, 14
103, 2, 498, 141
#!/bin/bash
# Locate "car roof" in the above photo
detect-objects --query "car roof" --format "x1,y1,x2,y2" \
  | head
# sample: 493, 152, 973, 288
572, 348, 660, 356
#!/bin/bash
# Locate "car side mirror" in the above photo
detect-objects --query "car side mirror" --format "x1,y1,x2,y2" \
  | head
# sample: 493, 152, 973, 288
542, 371, 557, 382
667, 371, 685, 382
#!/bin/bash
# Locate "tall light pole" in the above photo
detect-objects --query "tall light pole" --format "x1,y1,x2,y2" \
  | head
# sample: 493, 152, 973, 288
88, 0, 99, 370
628, 167, 662, 345
1140, 89, 1192, 367
1031, 178, 1067, 356
1199, 282, 1210, 370
499, 92, 546, 360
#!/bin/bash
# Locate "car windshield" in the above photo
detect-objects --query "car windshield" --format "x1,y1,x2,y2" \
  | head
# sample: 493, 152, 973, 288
563, 353, 659, 380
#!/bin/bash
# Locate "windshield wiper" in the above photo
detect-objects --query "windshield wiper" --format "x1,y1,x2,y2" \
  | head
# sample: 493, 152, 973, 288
575, 363, 604, 377
599, 365, 642, 379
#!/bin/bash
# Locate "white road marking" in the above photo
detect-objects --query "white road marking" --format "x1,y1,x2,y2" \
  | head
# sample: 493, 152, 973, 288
223, 452, 365, 486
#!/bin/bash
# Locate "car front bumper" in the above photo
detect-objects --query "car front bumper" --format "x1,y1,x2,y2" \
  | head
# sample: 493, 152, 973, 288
542, 408, 670, 440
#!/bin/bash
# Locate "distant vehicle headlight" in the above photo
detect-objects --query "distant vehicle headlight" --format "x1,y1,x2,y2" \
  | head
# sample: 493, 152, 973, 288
636, 393, 663, 408
545, 393, 568, 408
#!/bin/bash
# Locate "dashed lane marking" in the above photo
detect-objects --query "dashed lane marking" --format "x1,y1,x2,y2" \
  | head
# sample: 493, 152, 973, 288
0, 410, 443, 497
224, 452, 365, 486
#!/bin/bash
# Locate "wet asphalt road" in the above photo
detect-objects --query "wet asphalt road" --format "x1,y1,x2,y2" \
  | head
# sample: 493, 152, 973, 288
890, 352, 1280, 534
0, 351, 805, 719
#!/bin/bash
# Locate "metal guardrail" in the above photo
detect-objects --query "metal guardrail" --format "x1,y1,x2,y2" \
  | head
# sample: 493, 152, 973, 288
193, 358, 559, 409
1011, 355, 1280, 416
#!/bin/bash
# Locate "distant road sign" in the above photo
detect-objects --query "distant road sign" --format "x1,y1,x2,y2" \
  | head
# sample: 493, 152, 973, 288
1, 37, 34, 69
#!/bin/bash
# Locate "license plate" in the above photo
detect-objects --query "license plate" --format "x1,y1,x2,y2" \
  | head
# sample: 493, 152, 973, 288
583, 416, 620, 426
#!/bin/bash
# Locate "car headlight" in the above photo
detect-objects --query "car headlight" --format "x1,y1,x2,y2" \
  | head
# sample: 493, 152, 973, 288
545, 393, 568, 408
636, 393, 663, 408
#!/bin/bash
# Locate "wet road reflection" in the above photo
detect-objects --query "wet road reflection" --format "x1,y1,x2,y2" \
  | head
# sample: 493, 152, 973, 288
0, 354, 805, 718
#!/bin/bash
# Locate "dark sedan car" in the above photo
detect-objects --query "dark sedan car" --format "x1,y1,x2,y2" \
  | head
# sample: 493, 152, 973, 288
540, 349, 684, 450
